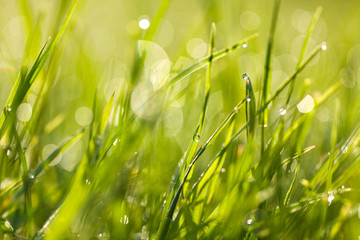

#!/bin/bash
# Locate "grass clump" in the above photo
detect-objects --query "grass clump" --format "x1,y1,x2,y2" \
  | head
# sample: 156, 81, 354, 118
1, 0, 360, 239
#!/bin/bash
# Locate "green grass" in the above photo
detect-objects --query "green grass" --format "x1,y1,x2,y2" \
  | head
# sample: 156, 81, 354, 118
1, 0, 360, 239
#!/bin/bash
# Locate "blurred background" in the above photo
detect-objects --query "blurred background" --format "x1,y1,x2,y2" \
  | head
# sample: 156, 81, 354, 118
1, 0, 360, 238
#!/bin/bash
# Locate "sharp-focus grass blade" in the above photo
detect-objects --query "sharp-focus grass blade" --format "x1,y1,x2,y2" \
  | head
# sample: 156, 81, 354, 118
260, 0, 281, 154
156, 22, 216, 240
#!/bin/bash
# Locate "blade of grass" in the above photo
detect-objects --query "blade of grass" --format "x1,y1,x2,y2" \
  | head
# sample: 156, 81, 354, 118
156, 22, 216, 240
326, 99, 339, 190
144, 0, 172, 41
286, 6, 323, 106
191, 117, 235, 224
260, 0, 281, 154
0, 0, 78, 138
100, 33, 259, 163
260, 42, 327, 113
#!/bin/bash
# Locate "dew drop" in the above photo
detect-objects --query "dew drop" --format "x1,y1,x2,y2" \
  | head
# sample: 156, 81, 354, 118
321, 44, 327, 51
242, 73, 249, 80
221, 168, 226, 173
242, 42, 248, 48
279, 107, 287, 115
120, 215, 129, 224
134, 152, 138, 155
193, 133, 201, 142
6, 149, 11, 156
341, 145, 348, 153
5, 105, 12, 113
242, 209, 270, 237
4, 220, 13, 231
28, 170, 35, 179
246, 97, 251, 102
85, 179, 91, 185
234, 106, 238, 111
327, 193, 335, 205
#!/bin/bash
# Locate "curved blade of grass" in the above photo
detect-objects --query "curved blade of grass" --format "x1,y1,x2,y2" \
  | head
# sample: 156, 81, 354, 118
156, 22, 216, 240
190, 50, 331, 206
158, 95, 249, 239
283, 80, 342, 143
100, 33, 259, 163
191, 118, 235, 224
190, 47, 331, 203
244, 73, 256, 137
0, 0, 78, 138
280, 145, 316, 167
269, 6, 322, 166
42, 155, 89, 240
13, 127, 33, 237
283, 114, 314, 206
325, 99, 339, 190
286, 6, 323, 106
260, 42, 326, 113
33, 127, 85, 178
260, 0, 281, 154
167, 33, 259, 88
0, 127, 85, 211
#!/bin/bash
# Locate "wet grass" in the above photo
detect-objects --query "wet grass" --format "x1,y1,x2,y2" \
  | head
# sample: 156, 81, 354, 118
1, 0, 360, 239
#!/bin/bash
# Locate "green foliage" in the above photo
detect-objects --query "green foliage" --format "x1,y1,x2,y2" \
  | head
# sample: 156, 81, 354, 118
1, 0, 360, 239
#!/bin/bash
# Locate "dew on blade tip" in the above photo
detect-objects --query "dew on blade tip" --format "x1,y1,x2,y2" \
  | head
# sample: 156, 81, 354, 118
242, 73, 249, 80
321, 44, 327, 51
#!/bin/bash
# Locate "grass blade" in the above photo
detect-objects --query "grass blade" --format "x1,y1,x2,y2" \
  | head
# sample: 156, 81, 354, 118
156, 22, 216, 240
260, 0, 281, 154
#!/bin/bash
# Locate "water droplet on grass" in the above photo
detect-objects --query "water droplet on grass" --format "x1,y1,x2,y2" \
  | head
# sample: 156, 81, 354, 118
327, 193, 335, 205
6, 149, 11, 156
242, 42, 248, 48
193, 133, 201, 142
242, 73, 249, 80
321, 44, 327, 51
279, 107, 287, 115
5, 105, 12, 113
120, 215, 129, 224
246, 97, 251, 102
85, 179, 91, 185
341, 145, 348, 153
113, 138, 119, 146
242, 209, 270, 237
28, 170, 35, 179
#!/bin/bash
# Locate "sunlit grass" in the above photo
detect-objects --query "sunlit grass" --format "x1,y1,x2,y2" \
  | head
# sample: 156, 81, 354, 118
1, 0, 360, 239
